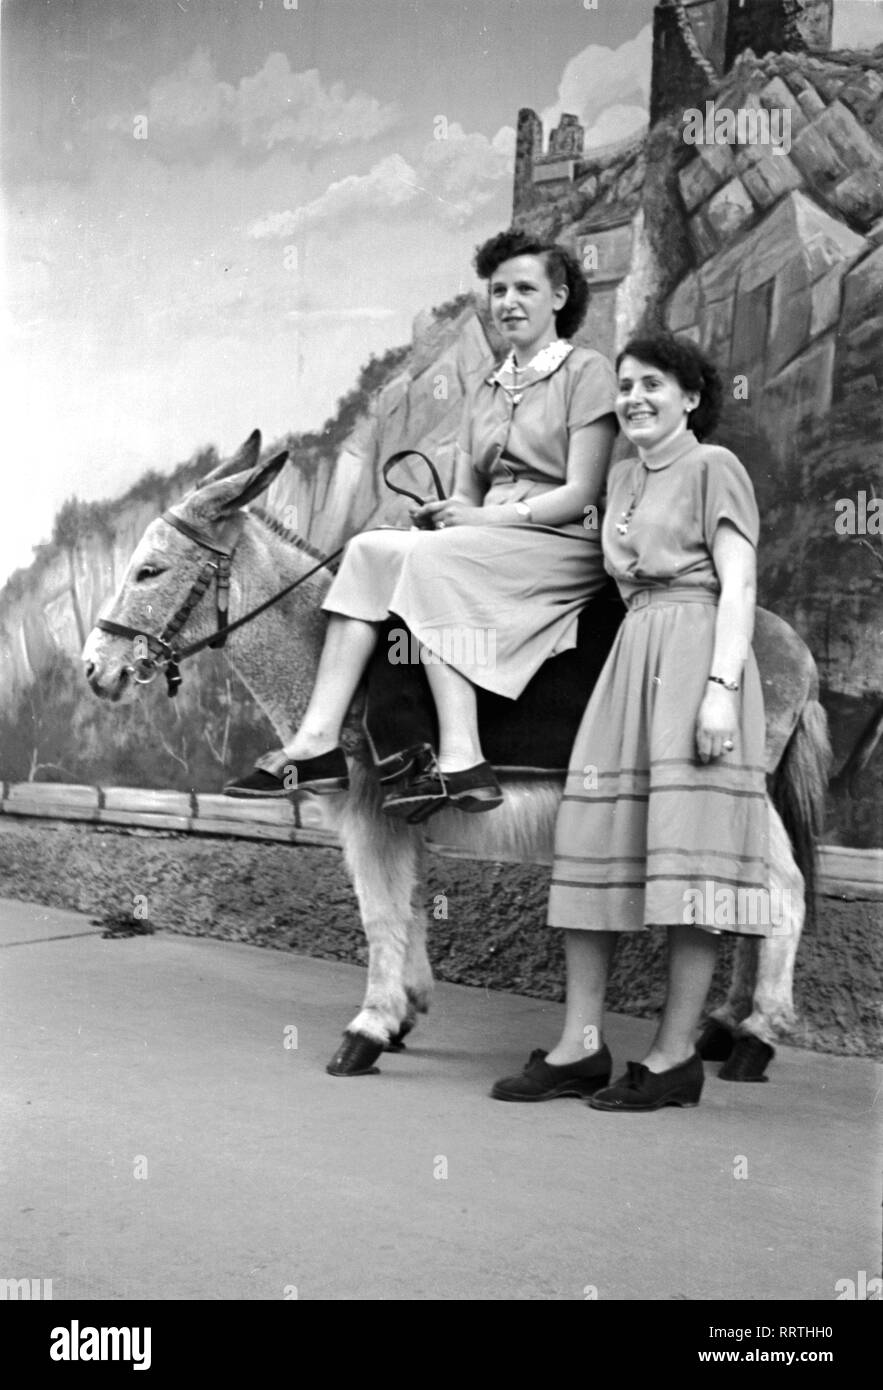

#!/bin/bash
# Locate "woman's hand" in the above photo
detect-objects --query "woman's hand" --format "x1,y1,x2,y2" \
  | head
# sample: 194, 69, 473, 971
697, 522, 756, 764
695, 684, 739, 764
410, 499, 487, 528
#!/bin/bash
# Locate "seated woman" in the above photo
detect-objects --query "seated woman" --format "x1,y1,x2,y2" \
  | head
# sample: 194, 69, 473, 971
492, 332, 770, 1110
224, 228, 618, 816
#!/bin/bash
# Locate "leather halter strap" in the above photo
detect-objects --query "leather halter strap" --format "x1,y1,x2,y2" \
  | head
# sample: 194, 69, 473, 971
96, 449, 446, 696
96, 509, 342, 697
160, 511, 233, 651
95, 510, 237, 694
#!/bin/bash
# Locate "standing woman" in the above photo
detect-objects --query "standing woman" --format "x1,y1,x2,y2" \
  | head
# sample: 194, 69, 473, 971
226, 230, 618, 818
492, 332, 770, 1110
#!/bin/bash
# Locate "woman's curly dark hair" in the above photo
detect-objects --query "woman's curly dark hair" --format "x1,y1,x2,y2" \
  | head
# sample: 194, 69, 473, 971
473, 229, 589, 340
615, 332, 723, 441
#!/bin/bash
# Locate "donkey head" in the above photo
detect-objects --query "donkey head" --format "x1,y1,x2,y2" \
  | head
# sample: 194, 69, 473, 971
83, 430, 288, 701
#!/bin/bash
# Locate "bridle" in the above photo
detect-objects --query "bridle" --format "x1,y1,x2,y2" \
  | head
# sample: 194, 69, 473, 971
96, 510, 343, 697
95, 450, 446, 698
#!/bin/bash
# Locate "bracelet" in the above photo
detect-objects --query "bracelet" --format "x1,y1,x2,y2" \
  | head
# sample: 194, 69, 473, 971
708, 674, 740, 692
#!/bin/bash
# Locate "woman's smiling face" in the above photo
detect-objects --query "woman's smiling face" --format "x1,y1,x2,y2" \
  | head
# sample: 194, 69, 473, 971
616, 355, 700, 451
488, 254, 567, 359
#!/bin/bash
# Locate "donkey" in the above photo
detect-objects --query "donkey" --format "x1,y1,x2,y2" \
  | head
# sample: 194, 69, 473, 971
83, 434, 831, 1081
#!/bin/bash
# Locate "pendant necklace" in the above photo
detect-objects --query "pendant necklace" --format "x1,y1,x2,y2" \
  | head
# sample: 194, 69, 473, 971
507, 359, 526, 406
494, 341, 571, 407
616, 463, 648, 536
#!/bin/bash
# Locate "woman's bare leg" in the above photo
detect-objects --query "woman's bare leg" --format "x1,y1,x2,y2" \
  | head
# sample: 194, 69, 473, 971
277, 615, 379, 760
421, 657, 485, 771
642, 924, 719, 1072
545, 930, 617, 1065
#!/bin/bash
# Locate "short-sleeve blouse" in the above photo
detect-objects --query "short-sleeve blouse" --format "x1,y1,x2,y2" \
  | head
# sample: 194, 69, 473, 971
602, 429, 760, 603
456, 343, 618, 538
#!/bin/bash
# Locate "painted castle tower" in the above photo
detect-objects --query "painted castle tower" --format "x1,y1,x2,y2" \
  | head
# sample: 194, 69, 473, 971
512, 0, 838, 361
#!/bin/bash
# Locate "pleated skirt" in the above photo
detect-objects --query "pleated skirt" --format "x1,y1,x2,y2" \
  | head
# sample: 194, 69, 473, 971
547, 589, 771, 937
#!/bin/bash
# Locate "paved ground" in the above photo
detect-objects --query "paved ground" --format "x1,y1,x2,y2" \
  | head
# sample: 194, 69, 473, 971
0, 896, 879, 1301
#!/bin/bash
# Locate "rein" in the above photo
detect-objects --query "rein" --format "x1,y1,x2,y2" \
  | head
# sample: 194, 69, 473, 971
96, 450, 446, 697
97, 510, 345, 696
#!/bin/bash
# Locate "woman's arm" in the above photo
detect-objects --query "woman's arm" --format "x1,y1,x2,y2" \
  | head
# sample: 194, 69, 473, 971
497, 417, 615, 528
449, 445, 487, 507
416, 416, 616, 528
410, 449, 485, 524
695, 522, 757, 764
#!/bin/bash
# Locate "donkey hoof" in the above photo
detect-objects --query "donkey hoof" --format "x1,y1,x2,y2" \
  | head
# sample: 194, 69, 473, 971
696, 1020, 735, 1063
384, 1021, 414, 1053
326, 1032, 383, 1076
718, 1035, 774, 1083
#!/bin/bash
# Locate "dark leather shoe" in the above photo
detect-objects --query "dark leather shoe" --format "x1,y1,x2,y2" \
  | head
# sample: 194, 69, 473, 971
381, 747, 447, 821
223, 747, 349, 798
383, 755, 503, 821
589, 1053, 704, 1111
490, 1046, 612, 1102
444, 760, 503, 813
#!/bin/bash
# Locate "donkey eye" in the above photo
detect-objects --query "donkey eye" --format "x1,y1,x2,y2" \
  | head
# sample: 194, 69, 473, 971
135, 565, 164, 582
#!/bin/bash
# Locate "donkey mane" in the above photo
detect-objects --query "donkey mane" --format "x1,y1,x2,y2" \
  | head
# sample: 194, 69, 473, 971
247, 502, 340, 571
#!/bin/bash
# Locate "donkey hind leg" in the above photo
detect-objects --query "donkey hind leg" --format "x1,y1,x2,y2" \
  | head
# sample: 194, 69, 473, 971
717, 798, 805, 1082
699, 935, 758, 1061
738, 799, 804, 1042
327, 760, 427, 1076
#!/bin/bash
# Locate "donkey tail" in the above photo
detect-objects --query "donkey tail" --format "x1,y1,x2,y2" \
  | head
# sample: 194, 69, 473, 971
769, 697, 832, 928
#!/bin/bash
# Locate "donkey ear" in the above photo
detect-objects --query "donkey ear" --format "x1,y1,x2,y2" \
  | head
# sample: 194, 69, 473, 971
198, 430, 263, 488
198, 450, 290, 518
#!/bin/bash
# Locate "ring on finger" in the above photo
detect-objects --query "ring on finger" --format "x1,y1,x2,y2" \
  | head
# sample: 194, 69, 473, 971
722, 739, 734, 751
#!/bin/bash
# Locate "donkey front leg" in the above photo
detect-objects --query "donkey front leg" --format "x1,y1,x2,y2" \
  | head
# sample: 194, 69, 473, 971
391, 887, 434, 1049
327, 765, 426, 1075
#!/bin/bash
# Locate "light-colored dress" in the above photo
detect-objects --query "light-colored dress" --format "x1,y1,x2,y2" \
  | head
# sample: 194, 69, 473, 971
322, 341, 617, 699
547, 429, 771, 938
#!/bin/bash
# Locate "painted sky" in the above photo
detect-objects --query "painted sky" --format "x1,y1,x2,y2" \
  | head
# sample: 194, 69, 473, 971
2, 0, 881, 585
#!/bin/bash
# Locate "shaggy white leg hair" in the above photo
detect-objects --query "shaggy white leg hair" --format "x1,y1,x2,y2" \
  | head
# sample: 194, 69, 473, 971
337, 760, 430, 1043
709, 798, 805, 1045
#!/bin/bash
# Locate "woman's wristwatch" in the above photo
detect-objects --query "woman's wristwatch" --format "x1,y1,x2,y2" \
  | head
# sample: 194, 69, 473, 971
513, 501, 533, 523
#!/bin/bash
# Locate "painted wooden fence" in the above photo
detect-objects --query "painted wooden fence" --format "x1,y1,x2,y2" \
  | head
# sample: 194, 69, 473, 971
1, 781, 881, 900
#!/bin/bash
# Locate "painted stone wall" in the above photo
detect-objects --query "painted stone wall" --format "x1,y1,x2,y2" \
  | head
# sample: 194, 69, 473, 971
650, 0, 720, 124
0, 301, 494, 712
659, 49, 883, 845
1, 35, 880, 845
0, 497, 174, 711
724, 0, 834, 69
266, 305, 495, 555
513, 42, 883, 846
